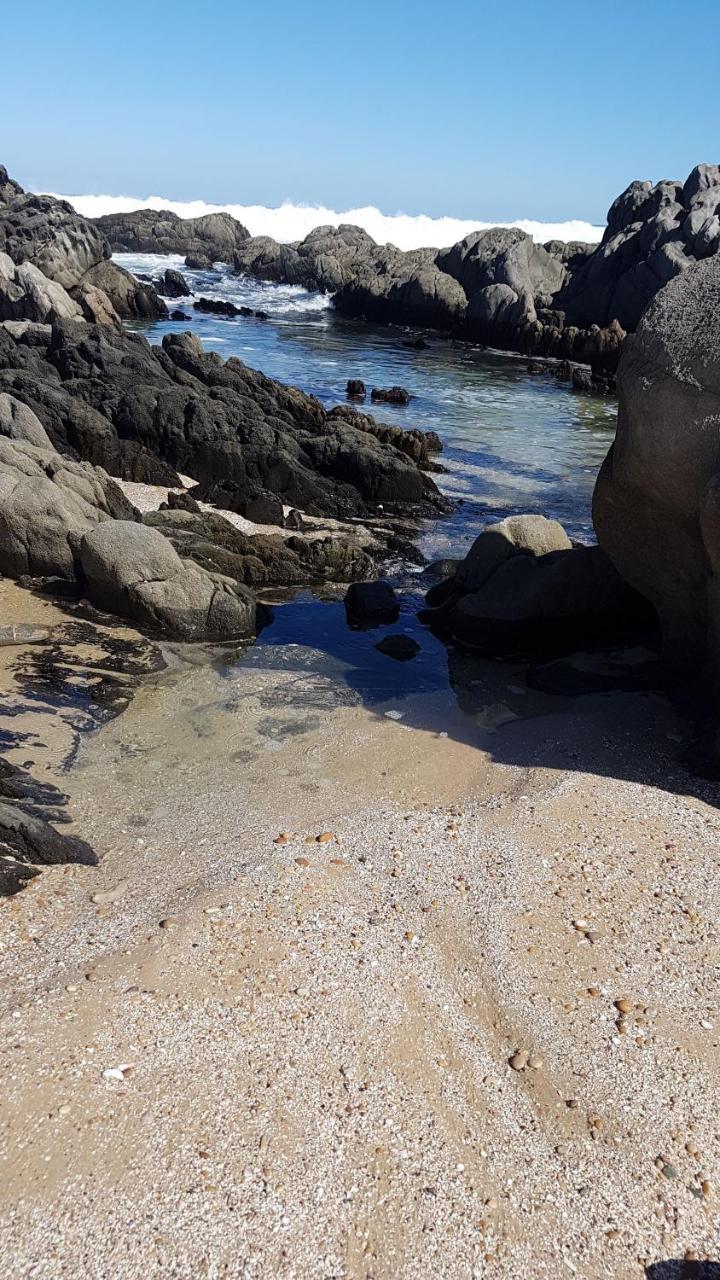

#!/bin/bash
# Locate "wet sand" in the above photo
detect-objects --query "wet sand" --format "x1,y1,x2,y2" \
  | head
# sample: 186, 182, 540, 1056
1, 581, 720, 1277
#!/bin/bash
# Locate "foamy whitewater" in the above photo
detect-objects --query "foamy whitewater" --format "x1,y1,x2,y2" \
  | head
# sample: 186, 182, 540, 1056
49, 190, 603, 250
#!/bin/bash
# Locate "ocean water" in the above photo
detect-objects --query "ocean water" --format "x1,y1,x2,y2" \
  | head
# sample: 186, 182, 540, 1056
57, 194, 603, 251
117, 252, 617, 560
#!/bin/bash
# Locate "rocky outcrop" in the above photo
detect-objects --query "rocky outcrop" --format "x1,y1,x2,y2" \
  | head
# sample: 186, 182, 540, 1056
423, 514, 650, 657
0, 252, 84, 324
143, 506, 374, 587
0, 320, 447, 521
78, 520, 263, 641
92, 208, 250, 263
230, 164, 720, 374
558, 165, 720, 331
155, 267, 190, 297
0, 793, 96, 896
593, 253, 720, 680
327, 405, 442, 469
0, 166, 166, 324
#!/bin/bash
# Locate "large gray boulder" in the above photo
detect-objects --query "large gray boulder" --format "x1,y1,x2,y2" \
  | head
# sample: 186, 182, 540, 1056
558, 164, 720, 329
0, 252, 84, 324
0, 437, 131, 578
593, 253, 720, 676
0, 392, 52, 447
79, 520, 261, 640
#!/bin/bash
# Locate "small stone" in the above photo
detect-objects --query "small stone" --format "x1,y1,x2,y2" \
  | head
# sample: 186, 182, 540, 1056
527, 1055, 544, 1070
159, 917, 178, 930
661, 1163, 679, 1180
685, 1140, 699, 1157
510, 1050, 529, 1071
90, 879, 129, 906
273, 834, 291, 845
316, 832, 334, 844
614, 998, 632, 1014
573, 918, 590, 931
295, 857, 311, 867
103, 1063, 134, 1081
701, 1179, 713, 1197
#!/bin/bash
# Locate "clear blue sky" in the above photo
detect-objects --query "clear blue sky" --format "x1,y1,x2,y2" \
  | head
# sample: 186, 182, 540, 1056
4, 0, 719, 222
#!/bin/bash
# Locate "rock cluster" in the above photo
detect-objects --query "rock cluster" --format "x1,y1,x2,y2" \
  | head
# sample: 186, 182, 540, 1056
423, 514, 651, 657
0, 167, 166, 324
0, 318, 447, 520
228, 164, 720, 374
92, 207, 250, 266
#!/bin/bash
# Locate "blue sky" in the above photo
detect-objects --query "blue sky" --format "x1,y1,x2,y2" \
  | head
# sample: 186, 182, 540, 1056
4, 0, 719, 221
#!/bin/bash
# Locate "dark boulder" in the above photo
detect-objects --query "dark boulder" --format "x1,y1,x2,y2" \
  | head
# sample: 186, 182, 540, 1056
371, 385, 412, 405
345, 579, 400, 625
156, 268, 190, 298
347, 378, 366, 400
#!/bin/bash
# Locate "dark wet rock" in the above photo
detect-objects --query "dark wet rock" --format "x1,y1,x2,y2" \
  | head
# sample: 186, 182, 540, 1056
185, 252, 214, 270
92, 208, 250, 262
78, 519, 264, 640
402, 336, 428, 349
345, 579, 400, 625
242, 492, 285, 526
420, 557, 463, 582
155, 268, 190, 298
327, 404, 442, 469
143, 506, 373, 587
371, 385, 412, 406
374, 633, 420, 661
162, 488, 202, 514
194, 296, 244, 316
0, 795, 96, 895
170, 309, 191, 321
284, 508, 305, 531
424, 515, 651, 657
347, 378, 366, 400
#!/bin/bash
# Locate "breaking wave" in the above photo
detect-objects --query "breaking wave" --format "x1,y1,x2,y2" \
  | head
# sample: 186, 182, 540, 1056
49, 190, 603, 251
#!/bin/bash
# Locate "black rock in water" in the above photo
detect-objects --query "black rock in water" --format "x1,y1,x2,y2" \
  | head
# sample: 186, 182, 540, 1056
345, 580, 400, 625
371, 386, 412, 406
156, 268, 190, 298
375, 634, 420, 661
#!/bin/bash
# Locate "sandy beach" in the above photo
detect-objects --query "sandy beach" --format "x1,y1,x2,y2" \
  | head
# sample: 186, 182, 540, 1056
1, 577, 719, 1278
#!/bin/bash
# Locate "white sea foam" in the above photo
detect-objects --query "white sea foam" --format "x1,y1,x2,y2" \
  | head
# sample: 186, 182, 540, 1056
48, 190, 603, 250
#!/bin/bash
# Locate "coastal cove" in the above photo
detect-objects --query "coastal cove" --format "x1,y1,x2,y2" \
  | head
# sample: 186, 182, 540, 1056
117, 251, 617, 554
3, 149, 720, 1279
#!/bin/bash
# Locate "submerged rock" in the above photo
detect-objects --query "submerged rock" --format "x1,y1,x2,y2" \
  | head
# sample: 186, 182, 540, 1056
375, 633, 420, 661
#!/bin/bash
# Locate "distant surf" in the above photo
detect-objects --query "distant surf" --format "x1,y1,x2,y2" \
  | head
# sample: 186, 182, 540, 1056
48, 191, 604, 251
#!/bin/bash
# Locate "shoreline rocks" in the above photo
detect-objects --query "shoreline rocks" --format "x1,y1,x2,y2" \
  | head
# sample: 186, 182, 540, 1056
91, 207, 250, 263
0, 168, 166, 324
